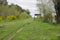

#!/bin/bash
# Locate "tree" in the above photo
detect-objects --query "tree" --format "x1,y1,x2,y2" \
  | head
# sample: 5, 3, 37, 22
24, 9, 30, 15
0, 0, 7, 5
53, 0, 60, 23
37, 0, 53, 22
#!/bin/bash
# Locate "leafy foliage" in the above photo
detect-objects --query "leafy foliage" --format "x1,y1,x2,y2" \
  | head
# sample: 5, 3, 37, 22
37, 3, 53, 23
6, 15, 17, 20
0, 16, 3, 21
19, 12, 31, 19
0, 4, 31, 20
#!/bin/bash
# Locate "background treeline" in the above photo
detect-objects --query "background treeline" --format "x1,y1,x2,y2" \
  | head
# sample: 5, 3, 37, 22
0, 4, 31, 20
37, 0, 56, 23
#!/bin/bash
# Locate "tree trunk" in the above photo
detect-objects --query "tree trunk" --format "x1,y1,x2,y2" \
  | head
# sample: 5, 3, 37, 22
53, 0, 60, 23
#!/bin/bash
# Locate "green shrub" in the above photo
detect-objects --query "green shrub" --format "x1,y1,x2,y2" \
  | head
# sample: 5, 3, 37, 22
6, 15, 17, 20
0, 16, 3, 21
19, 12, 30, 19
43, 13, 53, 23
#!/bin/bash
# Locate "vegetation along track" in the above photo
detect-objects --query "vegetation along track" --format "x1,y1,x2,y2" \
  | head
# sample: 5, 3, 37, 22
1, 19, 32, 40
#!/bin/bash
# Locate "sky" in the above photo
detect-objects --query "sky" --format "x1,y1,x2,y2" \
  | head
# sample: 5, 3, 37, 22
7, 0, 39, 17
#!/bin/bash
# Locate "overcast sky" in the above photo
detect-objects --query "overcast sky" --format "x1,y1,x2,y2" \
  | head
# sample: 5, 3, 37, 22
7, 0, 39, 17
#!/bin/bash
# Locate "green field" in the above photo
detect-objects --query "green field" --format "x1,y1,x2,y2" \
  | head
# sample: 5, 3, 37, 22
0, 18, 60, 40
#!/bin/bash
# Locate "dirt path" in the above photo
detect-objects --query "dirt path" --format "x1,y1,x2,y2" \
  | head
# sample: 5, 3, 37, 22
8, 28, 24, 40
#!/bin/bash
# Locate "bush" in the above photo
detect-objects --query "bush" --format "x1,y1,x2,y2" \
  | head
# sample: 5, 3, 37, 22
43, 13, 53, 23
6, 15, 17, 20
19, 12, 30, 19
0, 16, 3, 21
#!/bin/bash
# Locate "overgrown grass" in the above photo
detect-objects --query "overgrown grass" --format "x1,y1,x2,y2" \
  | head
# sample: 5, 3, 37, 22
0, 18, 60, 40
0, 18, 32, 40
13, 18, 60, 40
